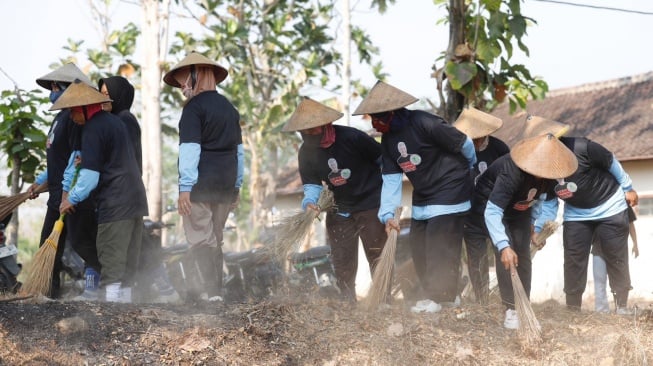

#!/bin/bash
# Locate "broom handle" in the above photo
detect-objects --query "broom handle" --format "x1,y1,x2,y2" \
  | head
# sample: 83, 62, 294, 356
59, 165, 83, 223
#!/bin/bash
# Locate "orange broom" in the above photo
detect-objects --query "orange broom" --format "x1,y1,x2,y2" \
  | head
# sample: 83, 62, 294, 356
0, 183, 48, 222
364, 207, 402, 309
21, 168, 80, 297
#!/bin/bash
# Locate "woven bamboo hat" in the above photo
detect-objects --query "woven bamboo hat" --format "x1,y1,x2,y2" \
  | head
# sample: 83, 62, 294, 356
283, 98, 343, 132
453, 107, 503, 139
163, 51, 228, 87
522, 115, 570, 139
36, 63, 92, 90
50, 79, 112, 111
352, 80, 418, 115
510, 133, 578, 179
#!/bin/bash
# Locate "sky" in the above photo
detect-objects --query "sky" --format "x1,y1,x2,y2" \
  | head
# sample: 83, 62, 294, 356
1, 0, 653, 102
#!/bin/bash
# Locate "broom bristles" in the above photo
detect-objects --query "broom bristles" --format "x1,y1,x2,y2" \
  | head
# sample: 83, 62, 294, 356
530, 221, 559, 258
0, 184, 48, 222
267, 188, 335, 263
20, 219, 64, 296
510, 263, 542, 347
364, 207, 402, 310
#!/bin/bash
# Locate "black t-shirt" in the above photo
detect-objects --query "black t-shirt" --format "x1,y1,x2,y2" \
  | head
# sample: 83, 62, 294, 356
556, 137, 621, 209
179, 91, 242, 203
473, 154, 557, 219
45, 109, 78, 209
474, 136, 510, 182
81, 111, 148, 223
117, 110, 142, 175
380, 109, 472, 206
298, 125, 382, 213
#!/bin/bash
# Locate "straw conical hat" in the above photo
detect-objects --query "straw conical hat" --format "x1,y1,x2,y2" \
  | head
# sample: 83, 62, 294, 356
283, 98, 343, 132
50, 79, 112, 111
522, 115, 570, 139
510, 133, 578, 179
36, 63, 92, 90
163, 51, 228, 87
352, 80, 418, 115
453, 107, 503, 139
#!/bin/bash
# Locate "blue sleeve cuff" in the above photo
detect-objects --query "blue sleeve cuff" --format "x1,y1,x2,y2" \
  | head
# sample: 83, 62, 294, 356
35, 171, 48, 186
301, 184, 323, 210
179, 185, 193, 192
495, 240, 510, 251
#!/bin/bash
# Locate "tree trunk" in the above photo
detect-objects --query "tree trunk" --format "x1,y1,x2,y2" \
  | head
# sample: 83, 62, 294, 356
7, 155, 20, 246
341, 0, 351, 125
140, 0, 168, 222
445, 0, 466, 122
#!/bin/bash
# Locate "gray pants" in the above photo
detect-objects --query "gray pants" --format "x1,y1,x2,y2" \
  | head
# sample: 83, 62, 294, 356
182, 201, 231, 298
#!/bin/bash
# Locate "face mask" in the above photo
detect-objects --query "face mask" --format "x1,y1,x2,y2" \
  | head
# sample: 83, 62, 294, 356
49, 90, 64, 103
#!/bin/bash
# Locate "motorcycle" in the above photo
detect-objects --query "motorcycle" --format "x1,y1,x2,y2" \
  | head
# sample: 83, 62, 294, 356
287, 245, 339, 298
0, 215, 21, 294
223, 247, 284, 302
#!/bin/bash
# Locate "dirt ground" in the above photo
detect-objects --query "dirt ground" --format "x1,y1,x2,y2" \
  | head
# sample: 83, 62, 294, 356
0, 290, 652, 366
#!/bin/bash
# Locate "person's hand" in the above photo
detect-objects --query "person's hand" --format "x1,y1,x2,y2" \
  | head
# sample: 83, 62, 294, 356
625, 189, 638, 207
385, 217, 400, 236
531, 231, 545, 250
27, 183, 41, 199
305, 203, 320, 214
59, 198, 76, 215
74, 154, 82, 167
178, 191, 192, 216
500, 247, 518, 270
632, 244, 639, 258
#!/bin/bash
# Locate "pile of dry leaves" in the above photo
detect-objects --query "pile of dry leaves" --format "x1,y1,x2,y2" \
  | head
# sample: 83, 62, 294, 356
0, 292, 651, 365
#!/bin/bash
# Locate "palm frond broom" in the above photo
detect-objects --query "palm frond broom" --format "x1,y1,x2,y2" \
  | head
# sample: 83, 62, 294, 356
530, 221, 560, 258
21, 169, 79, 297
364, 207, 402, 309
510, 263, 542, 349
267, 187, 335, 263
0, 183, 48, 223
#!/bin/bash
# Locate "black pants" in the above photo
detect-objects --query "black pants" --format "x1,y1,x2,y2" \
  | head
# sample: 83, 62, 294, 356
39, 206, 67, 297
493, 214, 532, 310
326, 209, 387, 300
463, 213, 492, 304
563, 209, 630, 308
409, 213, 465, 303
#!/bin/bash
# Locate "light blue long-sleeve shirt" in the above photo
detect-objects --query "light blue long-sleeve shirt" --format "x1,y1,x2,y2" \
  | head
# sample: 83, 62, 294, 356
179, 142, 244, 192
378, 173, 471, 224
35, 171, 48, 185
62, 150, 99, 204
461, 136, 477, 170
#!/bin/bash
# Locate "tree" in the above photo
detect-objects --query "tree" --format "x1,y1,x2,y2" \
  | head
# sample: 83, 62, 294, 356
0, 76, 48, 245
434, 0, 548, 121
167, 0, 381, 243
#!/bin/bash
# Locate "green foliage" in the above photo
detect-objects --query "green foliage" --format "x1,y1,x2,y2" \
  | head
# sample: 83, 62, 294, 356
0, 88, 48, 188
437, 0, 548, 113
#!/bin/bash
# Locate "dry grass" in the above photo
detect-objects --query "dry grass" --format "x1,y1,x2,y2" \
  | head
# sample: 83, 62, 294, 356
20, 217, 64, 296
267, 187, 335, 263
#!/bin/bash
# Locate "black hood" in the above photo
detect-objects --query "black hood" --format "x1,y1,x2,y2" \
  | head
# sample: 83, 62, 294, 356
98, 76, 134, 113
